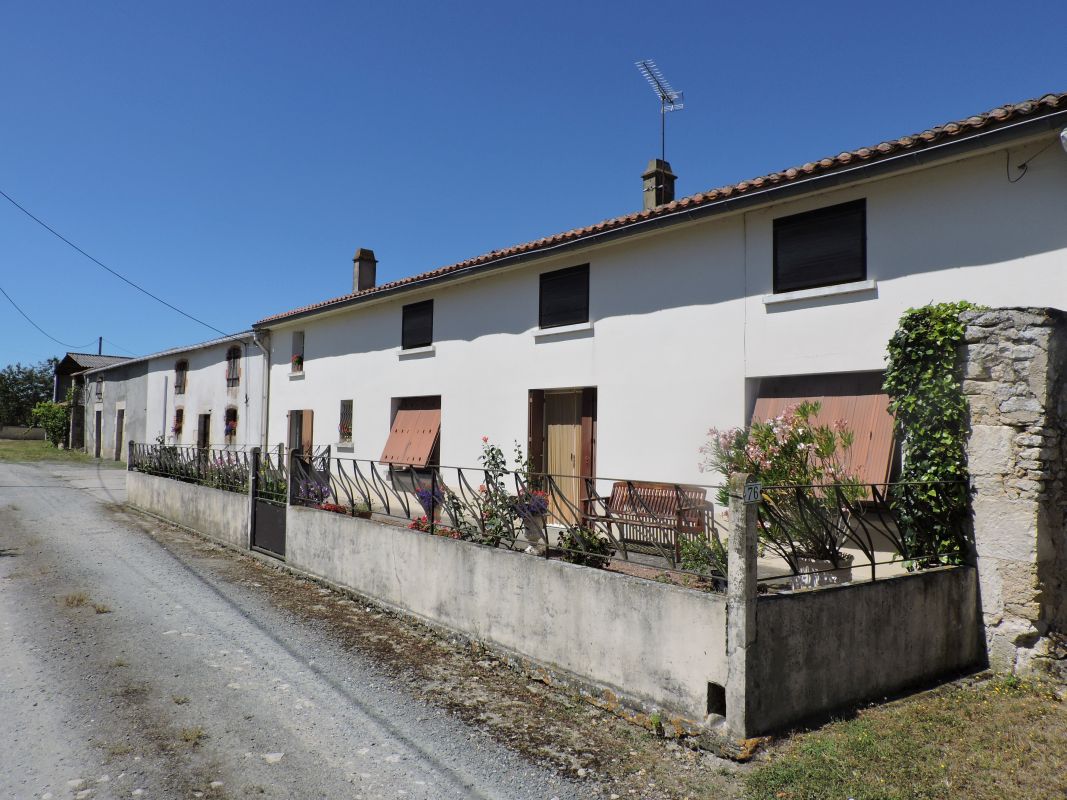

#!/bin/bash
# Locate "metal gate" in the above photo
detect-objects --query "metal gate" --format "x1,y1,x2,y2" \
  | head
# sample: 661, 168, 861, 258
251, 448, 287, 558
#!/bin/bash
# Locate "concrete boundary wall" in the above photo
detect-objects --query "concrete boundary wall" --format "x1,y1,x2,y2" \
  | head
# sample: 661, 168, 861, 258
285, 505, 728, 724
0, 425, 45, 440
744, 567, 982, 735
127, 471, 250, 550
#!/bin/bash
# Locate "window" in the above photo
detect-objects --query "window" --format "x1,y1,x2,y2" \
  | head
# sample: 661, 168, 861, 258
751, 371, 894, 485
339, 399, 353, 444
224, 407, 238, 440
225, 346, 241, 387
380, 396, 441, 466
401, 300, 433, 350
174, 360, 188, 394
95, 377, 103, 400
539, 264, 589, 329
291, 331, 304, 372
172, 408, 184, 437
773, 199, 866, 293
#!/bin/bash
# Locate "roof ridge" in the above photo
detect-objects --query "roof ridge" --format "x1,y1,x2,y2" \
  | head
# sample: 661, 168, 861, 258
256, 90, 1066, 326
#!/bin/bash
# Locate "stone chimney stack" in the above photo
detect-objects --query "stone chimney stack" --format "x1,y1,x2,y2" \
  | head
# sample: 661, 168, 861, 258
642, 159, 676, 210
353, 248, 377, 292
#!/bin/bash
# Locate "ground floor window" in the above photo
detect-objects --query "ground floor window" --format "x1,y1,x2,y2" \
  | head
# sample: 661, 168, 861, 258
224, 407, 238, 442
381, 396, 441, 467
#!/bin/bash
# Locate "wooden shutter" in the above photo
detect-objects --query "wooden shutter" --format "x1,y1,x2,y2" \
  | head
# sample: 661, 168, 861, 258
527, 390, 545, 476
773, 200, 865, 293
401, 300, 434, 350
539, 264, 589, 328
751, 372, 894, 485
300, 410, 314, 454
380, 402, 441, 466
580, 387, 596, 478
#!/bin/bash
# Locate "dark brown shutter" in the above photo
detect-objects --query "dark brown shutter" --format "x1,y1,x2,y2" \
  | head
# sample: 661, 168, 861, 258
539, 264, 589, 328
773, 200, 866, 293
401, 300, 434, 349
527, 390, 545, 476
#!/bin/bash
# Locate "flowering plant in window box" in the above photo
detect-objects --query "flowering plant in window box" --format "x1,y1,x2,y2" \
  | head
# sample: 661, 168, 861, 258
224, 420, 237, 437
318, 502, 348, 514
338, 422, 352, 441
290, 354, 304, 372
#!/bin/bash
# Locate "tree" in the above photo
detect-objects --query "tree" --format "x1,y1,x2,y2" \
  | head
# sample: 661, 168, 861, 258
0, 358, 58, 426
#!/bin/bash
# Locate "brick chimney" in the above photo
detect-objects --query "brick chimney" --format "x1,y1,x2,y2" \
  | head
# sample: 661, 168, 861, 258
642, 159, 676, 210
353, 248, 377, 292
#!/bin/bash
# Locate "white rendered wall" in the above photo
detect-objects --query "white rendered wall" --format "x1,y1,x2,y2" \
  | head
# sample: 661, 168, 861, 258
265, 134, 1067, 485
144, 339, 265, 448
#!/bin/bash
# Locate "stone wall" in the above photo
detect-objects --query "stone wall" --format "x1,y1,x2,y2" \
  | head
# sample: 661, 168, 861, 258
961, 307, 1066, 676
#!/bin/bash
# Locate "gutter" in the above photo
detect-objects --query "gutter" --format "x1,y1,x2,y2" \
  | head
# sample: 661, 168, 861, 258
254, 108, 1067, 329
251, 329, 271, 451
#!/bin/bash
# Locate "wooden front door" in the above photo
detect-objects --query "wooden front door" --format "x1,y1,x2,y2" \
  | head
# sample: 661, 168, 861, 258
288, 410, 313, 455
114, 409, 125, 461
197, 414, 211, 448
545, 391, 583, 523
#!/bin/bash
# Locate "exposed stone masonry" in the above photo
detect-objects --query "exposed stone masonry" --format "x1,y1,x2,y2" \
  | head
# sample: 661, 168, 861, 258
960, 307, 1066, 677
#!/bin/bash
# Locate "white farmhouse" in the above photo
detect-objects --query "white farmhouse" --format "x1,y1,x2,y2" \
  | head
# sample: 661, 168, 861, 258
81, 332, 267, 460
254, 92, 1067, 506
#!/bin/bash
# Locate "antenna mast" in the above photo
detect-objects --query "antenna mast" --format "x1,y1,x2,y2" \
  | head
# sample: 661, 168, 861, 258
635, 59, 684, 162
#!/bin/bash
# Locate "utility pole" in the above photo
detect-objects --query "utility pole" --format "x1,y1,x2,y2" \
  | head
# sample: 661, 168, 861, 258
98, 336, 102, 355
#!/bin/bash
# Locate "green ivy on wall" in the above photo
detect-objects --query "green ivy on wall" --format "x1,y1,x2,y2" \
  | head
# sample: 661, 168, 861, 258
883, 301, 979, 564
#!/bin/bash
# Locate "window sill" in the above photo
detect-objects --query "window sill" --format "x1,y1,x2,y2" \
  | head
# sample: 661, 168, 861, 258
534, 320, 594, 341
336, 443, 354, 452
762, 279, 877, 307
398, 344, 436, 360
288, 371, 305, 381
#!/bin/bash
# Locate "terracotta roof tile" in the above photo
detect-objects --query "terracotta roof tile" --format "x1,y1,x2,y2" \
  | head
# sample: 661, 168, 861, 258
256, 91, 1066, 326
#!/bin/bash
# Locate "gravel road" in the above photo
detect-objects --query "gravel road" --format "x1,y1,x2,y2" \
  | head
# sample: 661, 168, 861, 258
0, 460, 585, 800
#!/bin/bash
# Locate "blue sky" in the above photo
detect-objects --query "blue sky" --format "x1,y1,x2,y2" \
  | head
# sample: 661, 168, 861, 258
1, 1, 1064, 367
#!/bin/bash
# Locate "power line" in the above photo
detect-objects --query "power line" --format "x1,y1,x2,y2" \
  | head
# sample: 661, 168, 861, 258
0, 187, 230, 339
0, 283, 98, 350
103, 338, 138, 356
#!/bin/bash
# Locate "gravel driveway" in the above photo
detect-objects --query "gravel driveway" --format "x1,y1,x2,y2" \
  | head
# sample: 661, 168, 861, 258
0, 460, 585, 800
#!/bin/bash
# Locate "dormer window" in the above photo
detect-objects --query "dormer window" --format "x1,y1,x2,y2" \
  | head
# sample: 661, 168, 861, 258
225, 347, 241, 387
174, 360, 188, 395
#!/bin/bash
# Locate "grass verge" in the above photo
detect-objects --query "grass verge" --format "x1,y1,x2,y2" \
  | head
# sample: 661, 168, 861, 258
0, 438, 119, 464
745, 676, 1066, 800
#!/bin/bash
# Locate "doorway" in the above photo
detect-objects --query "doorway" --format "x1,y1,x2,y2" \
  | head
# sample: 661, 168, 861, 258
94, 410, 102, 458
287, 409, 314, 455
528, 388, 596, 523
197, 414, 211, 448
114, 409, 125, 461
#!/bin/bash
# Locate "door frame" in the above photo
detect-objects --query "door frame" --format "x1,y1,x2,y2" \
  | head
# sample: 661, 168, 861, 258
528, 387, 596, 507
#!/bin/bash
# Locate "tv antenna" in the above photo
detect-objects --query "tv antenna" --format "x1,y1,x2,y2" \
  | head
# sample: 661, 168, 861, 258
635, 59, 684, 162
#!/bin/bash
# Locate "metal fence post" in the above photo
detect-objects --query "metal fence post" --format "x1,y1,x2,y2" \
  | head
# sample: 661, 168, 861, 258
127, 439, 134, 471
248, 447, 260, 550
726, 472, 758, 739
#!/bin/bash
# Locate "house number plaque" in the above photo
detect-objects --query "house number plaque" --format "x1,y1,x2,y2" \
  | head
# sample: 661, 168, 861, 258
743, 481, 762, 505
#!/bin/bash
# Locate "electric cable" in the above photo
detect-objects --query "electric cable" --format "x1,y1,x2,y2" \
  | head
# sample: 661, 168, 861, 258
0, 188, 231, 338
0, 283, 98, 349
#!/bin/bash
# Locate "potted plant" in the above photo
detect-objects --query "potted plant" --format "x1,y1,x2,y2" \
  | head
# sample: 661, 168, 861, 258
290, 354, 304, 372
700, 401, 863, 588
338, 422, 352, 442
351, 500, 372, 519
512, 488, 549, 545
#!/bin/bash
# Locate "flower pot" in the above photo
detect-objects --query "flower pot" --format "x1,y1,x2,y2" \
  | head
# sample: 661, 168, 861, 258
522, 515, 547, 546
791, 553, 854, 590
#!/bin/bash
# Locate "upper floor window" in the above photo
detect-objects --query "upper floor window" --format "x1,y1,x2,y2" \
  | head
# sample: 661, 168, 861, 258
773, 199, 866, 294
174, 360, 188, 395
291, 331, 304, 373
402, 300, 434, 350
225, 347, 241, 387
95, 377, 104, 400
539, 264, 589, 329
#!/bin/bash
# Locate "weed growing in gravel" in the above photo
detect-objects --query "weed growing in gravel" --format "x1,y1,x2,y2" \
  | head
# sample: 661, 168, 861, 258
64, 592, 88, 607
107, 743, 132, 757
93, 602, 112, 614
173, 695, 190, 705
180, 726, 206, 745
110, 659, 128, 668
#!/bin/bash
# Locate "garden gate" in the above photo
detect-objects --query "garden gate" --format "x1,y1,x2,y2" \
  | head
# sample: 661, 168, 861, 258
250, 447, 287, 558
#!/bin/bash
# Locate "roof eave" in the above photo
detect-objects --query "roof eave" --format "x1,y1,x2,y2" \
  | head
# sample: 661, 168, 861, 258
254, 106, 1067, 329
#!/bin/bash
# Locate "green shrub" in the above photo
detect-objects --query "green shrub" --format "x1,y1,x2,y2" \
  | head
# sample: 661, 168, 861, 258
31, 400, 69, 447
558, 525, 613, 568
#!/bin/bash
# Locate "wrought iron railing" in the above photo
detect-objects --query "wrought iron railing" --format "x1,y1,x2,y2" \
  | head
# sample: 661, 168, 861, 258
288, 453, 729, 578
129, 443, 252, 494
754, 480, 970, 589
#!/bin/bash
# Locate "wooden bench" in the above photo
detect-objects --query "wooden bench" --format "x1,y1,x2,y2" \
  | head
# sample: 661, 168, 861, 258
584, 481, 709, 566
